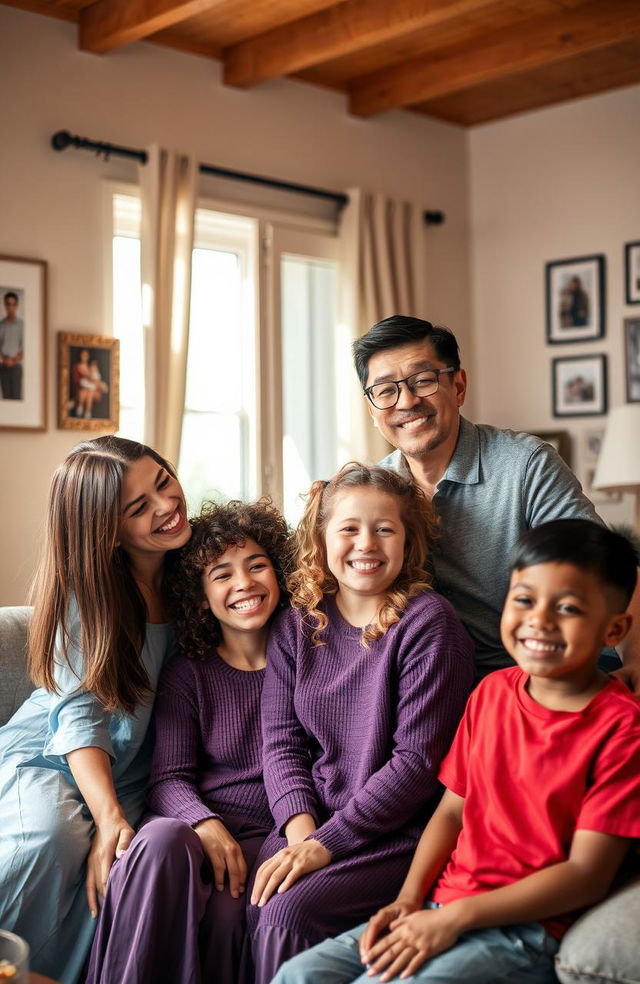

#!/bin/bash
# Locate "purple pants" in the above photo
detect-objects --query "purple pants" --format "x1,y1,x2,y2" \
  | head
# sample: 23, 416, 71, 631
87, 815, 270, 984
247, 829, 416, 984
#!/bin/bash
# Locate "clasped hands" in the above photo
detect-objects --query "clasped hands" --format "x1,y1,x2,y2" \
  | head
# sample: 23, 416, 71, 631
359, 900, 462, 981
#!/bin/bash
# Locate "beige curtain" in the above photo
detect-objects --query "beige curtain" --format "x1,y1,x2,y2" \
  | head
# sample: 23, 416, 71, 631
337, 188, 427, 463
139, 146, 197, 464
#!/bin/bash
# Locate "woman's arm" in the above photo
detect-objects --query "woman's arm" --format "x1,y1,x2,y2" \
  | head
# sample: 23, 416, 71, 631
66, 746, 133, 916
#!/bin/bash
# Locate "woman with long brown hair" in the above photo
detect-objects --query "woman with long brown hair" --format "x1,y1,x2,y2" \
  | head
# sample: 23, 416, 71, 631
0, 436, 191, 984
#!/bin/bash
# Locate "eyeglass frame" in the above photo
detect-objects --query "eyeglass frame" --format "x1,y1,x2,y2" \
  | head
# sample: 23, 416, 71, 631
363, 367, 457, 409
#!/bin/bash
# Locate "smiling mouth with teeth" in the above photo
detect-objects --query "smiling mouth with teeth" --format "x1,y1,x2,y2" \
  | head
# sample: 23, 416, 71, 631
519, 638, 565, 654
155, 508, 183, 534
230, 596, 264, 613
349, 560, 383, 571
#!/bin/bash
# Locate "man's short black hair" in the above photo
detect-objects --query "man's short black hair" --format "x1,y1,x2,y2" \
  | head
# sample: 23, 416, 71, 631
352, 315, 461, 389
511, 519, 638, 608
3, 291, 18, 305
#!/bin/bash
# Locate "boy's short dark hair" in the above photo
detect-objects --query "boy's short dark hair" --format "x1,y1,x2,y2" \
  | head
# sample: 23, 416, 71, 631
352, 315, 461, 389
512, 519, 638, 608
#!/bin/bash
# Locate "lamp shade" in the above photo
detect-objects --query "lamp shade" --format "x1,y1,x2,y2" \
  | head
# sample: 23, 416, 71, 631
592, 404, 640, 491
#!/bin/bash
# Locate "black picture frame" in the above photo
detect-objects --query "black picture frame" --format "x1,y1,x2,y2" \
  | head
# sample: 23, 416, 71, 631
625, 241, 640, 305
545, 254, 605, 344
552, 354, 607, 418
625, 317, 640, 402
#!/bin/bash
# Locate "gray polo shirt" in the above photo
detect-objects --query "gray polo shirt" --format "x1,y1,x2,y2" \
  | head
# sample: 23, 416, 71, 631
381, 416, 601, 673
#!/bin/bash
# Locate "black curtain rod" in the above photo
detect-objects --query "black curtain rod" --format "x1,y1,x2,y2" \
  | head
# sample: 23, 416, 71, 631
51, 130, 445, 225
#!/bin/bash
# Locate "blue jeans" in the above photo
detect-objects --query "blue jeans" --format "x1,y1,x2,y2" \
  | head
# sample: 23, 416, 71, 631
272, 910, 560, 984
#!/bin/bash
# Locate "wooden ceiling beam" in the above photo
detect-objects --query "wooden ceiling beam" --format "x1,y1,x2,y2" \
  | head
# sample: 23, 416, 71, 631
223, 0, 503, 88
79, 0, 225, 54
349, 0, 640, 116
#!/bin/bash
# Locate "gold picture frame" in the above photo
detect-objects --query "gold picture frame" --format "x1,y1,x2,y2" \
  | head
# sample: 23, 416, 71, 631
58, 332, 120, 431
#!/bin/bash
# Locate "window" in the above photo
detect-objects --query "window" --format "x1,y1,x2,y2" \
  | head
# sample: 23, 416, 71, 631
110, 188, 338, 520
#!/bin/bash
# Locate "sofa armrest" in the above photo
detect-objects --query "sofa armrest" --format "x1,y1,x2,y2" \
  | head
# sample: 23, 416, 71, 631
555, 872, 640, 984
0, 605, 34, 727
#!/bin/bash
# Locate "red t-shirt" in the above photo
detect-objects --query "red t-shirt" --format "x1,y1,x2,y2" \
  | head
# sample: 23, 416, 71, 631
432, 667, 640, 937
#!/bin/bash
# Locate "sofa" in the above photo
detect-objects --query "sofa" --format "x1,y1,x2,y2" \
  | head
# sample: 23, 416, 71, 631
1, 604, 638, 984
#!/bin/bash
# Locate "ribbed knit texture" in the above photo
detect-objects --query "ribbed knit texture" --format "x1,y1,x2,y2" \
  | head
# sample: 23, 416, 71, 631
262, 591, 475, 861
147, 653, 271, 829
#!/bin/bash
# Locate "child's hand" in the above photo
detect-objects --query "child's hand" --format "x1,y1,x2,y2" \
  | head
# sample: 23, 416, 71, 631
250, 839, 331, 907
359, 900, 420, 961
194, 818, 248, 899
364, 907, 461, 981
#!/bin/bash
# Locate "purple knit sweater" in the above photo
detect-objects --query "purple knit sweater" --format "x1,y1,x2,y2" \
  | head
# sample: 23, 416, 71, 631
147, 652, 272, 829
262, 591, 475, 860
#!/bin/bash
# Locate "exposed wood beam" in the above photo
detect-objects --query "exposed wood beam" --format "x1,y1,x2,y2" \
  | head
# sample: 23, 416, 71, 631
223, 0, 502, 88
79, 0, 225, 54
349, 0, 640, 116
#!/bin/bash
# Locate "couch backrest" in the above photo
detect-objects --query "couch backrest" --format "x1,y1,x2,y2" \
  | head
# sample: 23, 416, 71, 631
0, 606, 34, 727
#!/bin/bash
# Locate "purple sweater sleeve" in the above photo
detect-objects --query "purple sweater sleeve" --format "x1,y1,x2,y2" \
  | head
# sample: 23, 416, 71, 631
146, 659, 219, 827
311, 601, 474, 859
262, 613, 321, 830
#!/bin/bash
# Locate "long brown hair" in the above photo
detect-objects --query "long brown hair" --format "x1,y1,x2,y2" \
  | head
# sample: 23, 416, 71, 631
289, 462, 438, 646
168, 498, 292, 661
28, 436, 178, 713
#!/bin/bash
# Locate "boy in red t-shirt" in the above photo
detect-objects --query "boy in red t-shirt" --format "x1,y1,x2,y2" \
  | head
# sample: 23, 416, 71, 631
272, 518, 640, 984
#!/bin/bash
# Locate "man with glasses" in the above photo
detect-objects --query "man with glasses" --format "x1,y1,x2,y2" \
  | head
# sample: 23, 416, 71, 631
353, 314, 640, 679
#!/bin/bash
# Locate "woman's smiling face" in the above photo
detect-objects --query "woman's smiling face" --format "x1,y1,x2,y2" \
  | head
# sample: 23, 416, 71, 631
118, 455, 191, 559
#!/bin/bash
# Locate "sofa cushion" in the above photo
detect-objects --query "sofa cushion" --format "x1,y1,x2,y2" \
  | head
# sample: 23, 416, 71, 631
0, 606, 33, 727
555, 874, 640, 984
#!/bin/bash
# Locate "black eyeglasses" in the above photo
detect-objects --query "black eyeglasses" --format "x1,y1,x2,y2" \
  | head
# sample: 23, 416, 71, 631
364, 367, 456, 410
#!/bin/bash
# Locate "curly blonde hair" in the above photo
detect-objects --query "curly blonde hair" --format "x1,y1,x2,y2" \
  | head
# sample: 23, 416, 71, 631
168, 498, 292, 660
288, 462, 438, 646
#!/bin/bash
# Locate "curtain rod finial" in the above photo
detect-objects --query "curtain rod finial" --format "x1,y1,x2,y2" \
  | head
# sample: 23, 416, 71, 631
51, 130, 72, 152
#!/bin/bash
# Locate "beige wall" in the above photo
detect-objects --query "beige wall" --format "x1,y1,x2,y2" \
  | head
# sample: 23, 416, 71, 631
469, 84, 640, 528
0, 7, 471, 604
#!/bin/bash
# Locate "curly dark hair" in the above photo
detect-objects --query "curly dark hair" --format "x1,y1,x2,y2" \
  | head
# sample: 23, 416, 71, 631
167, 498, 292, 660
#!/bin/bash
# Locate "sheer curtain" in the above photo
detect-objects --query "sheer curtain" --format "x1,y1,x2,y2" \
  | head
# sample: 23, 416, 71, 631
338, 188, 426, 464
139, 146, 197, 464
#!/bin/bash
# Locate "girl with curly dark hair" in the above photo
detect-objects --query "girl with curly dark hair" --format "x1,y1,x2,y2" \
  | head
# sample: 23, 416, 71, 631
87, 498, 291, 984
247, 463, 475, 984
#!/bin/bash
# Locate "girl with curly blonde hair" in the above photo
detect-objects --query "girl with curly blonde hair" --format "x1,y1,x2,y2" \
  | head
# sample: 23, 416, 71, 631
247, 463, 475, 984
87, 498, 292, 984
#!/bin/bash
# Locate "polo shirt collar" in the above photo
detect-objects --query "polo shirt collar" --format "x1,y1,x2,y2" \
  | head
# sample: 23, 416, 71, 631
441, 416, 480, 485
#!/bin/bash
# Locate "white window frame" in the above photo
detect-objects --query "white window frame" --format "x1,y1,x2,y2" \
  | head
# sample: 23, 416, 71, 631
104, 180, 339, 508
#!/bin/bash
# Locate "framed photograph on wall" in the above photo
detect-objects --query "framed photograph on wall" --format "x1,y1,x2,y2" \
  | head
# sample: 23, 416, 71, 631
625, 241, 640, 304
545, 254, 605, 343
625, 317, 640, 402
0, 255, 47, 431
552, 354, 607, 417
58, 332, 120, 431
583, 427, 604, 463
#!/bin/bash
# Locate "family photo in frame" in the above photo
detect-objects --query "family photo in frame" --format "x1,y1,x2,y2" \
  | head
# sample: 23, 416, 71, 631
0, 255, 47, 431
552, 354, 607, 417
58, 331, 120, 431
625, 241, 640, 304
545, 254, 605, 344
625, 317, 640, 402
